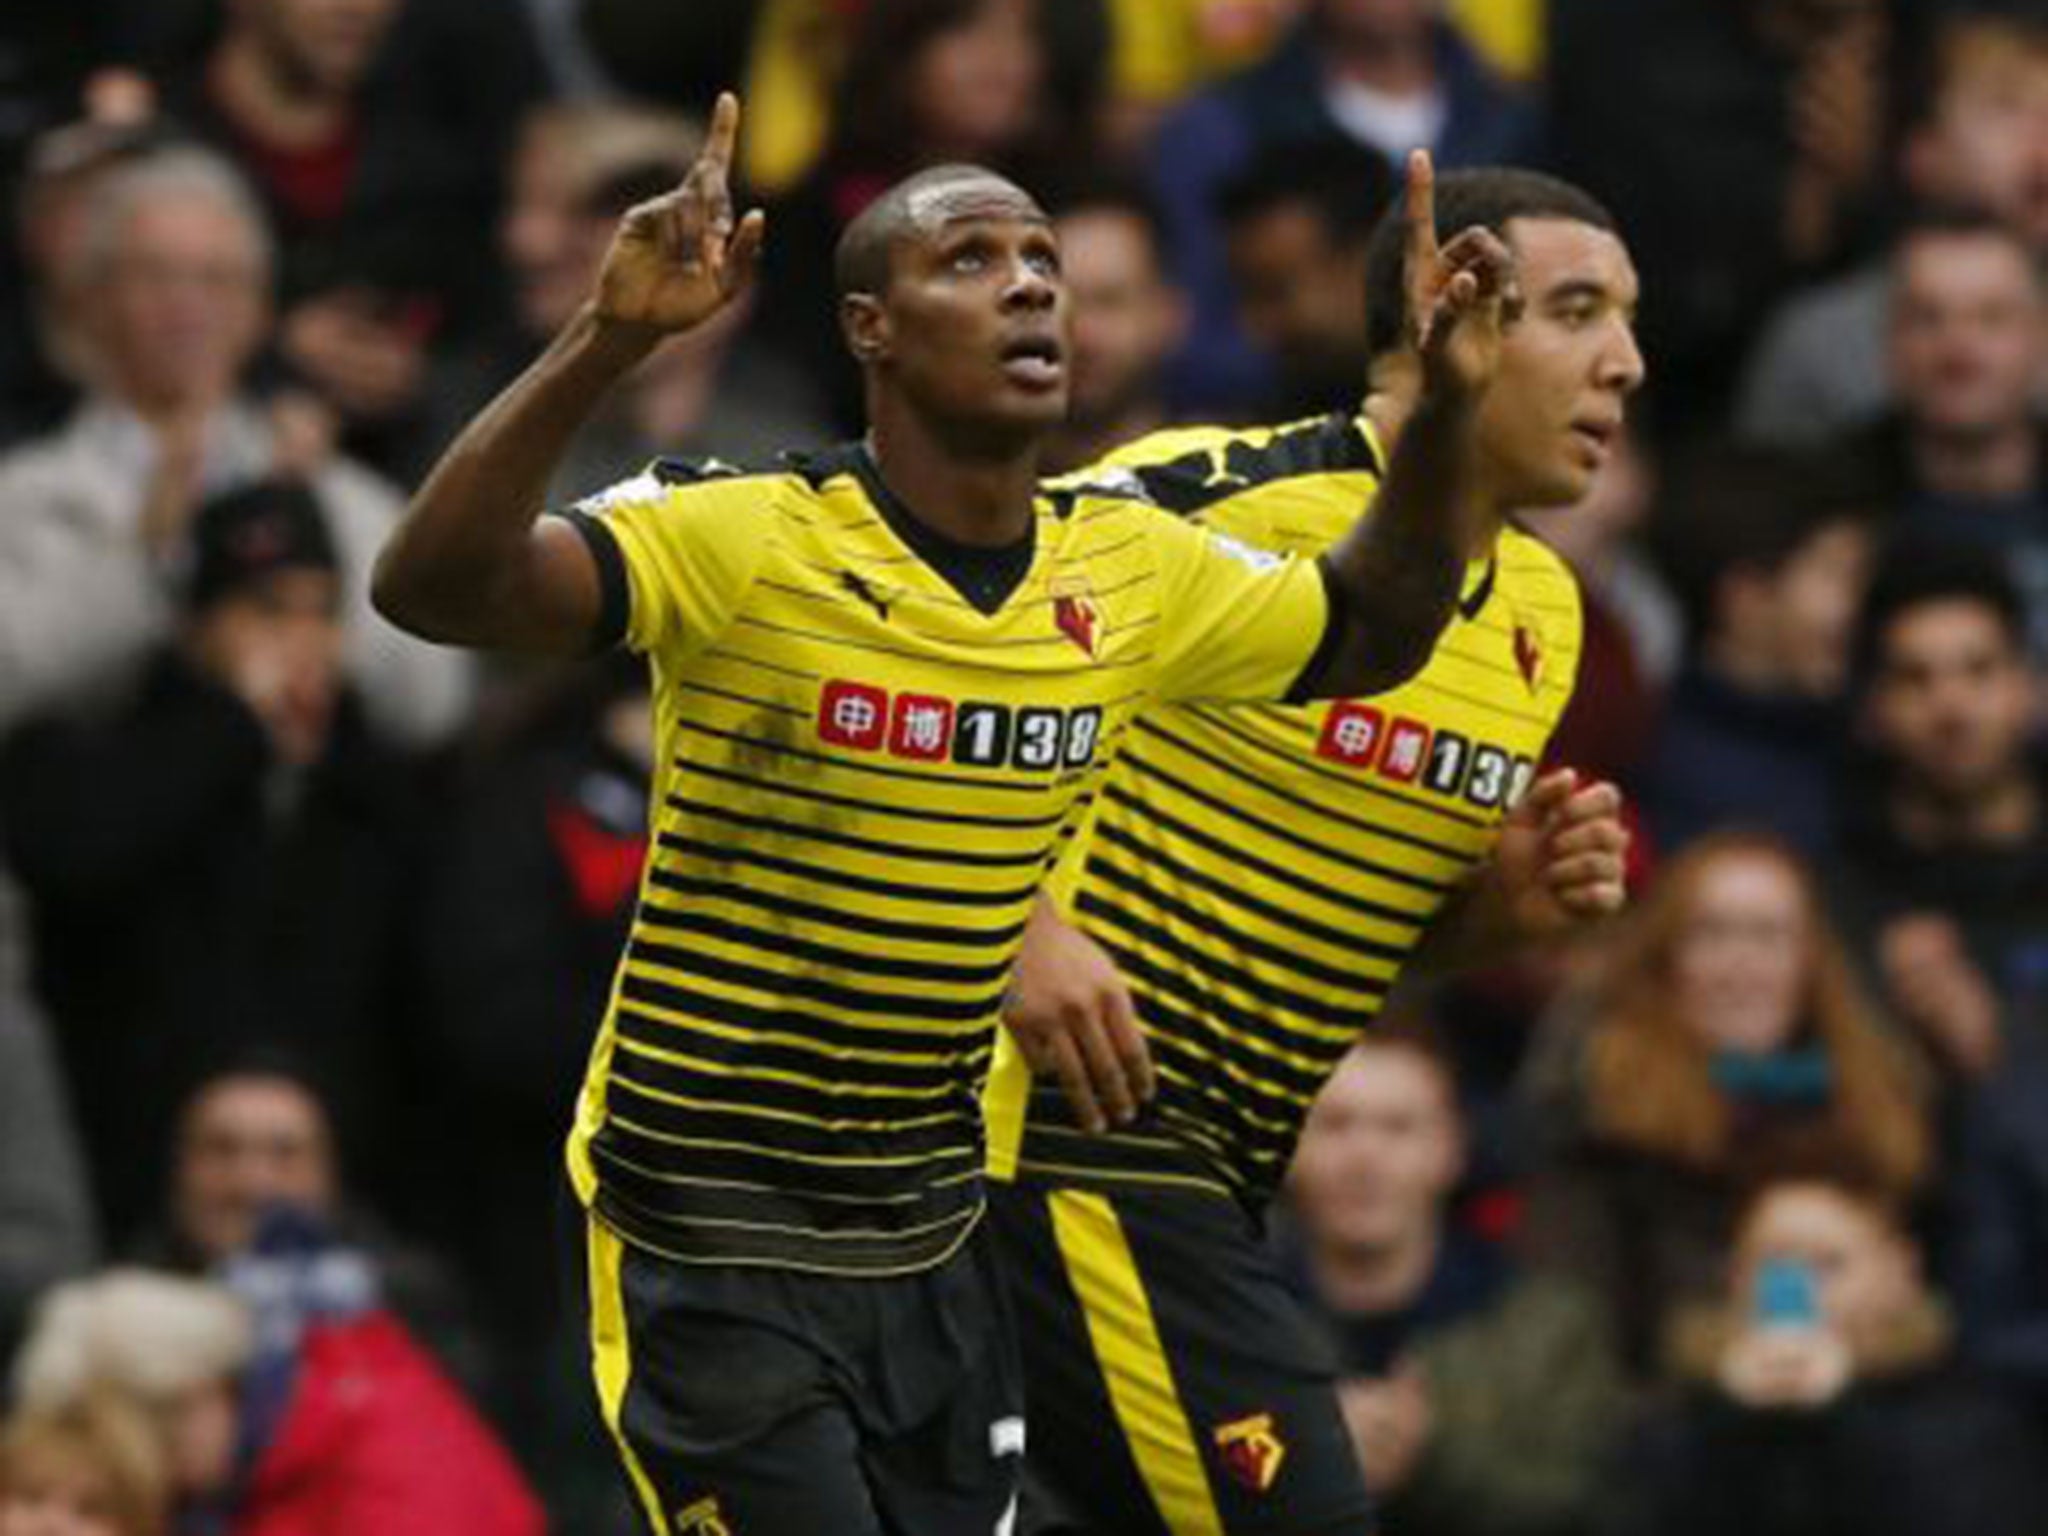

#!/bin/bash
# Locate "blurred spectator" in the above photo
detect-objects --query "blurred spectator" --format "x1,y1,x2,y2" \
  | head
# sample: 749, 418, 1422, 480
3, 118, 170, 447
1644, 446, 1877, 857
1523, 831, 1931, 1379
1040, 178, 1188, 474
0, 145, 470, 744
0, 480, 426, 1245
0, 924, 96, 1368
423, 101, 828, 492
1216, 137, 1390, 417
418, 658, 649, 1526
750, 0, 1109, 428
1833, 545, 2048, 1082
10, 1272, 251, 1531
1738, 12, 2048, 444
1530, 431, 1670, 823
129, 1061, 484, 1395
1549, 0, 1891, 436
1607, 1172, 2047, 1536
1098, 0, 1301, 148
11, 1264, 543, 1536
1537, 428, 1681, 689
571, 0, 756, 107
155, 0, 545, 463
1949, 1024, 2048, 1426
0, 1394, 169, 1536
1285, 1028, 1627, 1536
1844, 210, 2048, 657
1148, 0, 1534, 411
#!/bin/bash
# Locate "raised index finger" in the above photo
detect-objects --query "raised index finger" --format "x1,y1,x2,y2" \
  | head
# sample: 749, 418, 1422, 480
1405, 148, 1439, 277
700, 91, 741, 180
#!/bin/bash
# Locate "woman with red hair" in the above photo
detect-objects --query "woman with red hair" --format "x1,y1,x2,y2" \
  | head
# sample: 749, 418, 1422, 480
1520, 829, 1932, 1380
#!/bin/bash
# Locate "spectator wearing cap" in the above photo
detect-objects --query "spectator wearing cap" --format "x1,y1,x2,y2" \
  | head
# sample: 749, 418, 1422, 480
0, 479, 427, 1246
0, 144, 471, 745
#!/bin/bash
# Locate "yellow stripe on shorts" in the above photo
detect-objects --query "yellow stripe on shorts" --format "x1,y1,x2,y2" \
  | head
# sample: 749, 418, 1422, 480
587, 1216, 673, 1535
1048, 1190, 1226, 1536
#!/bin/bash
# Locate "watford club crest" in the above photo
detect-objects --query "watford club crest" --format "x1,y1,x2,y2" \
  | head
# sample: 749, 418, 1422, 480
1214, 1411, 1287, 1493
1051, 577, 1100, 658
1512, 618, 1545, 694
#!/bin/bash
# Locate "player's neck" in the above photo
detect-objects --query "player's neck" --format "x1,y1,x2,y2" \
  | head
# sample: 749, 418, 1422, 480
1362, 388, 1509, 560
1309, 1224, 1443, 1315
865, 413, 1040, 548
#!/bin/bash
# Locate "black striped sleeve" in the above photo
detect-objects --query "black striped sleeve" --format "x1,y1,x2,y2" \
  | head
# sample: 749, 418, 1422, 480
554, 508, 630, 652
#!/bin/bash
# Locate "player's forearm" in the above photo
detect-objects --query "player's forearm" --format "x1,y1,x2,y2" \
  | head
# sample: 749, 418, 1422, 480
1313, 388, 1483, 698
372, 304, 654, 643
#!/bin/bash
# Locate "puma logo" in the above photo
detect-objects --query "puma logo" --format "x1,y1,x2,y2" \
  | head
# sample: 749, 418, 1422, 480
840, 570, 892, 622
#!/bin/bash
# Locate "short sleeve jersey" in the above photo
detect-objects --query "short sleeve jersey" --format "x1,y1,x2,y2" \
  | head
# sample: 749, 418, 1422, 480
558, 443, 1336, 1274
981, 414, 1586, 1204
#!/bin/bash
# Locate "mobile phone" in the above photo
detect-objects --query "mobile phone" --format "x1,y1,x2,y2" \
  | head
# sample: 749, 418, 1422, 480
1752, 1256, 1822, 1329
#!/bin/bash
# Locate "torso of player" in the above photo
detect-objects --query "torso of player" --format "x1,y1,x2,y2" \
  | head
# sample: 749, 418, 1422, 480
986, 422, 1585, 1206
565, 445, 1328, 1275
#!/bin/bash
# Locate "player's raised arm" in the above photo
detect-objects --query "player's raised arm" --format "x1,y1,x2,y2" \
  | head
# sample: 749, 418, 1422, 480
1308, 150, 1520, 698
372, 93, 766, 653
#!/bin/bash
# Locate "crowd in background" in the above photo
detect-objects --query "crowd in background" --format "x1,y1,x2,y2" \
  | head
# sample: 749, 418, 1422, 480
1, 1, 2046, 1532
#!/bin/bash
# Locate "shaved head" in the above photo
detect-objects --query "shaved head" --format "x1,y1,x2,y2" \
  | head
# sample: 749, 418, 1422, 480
835, 164, 1047, 297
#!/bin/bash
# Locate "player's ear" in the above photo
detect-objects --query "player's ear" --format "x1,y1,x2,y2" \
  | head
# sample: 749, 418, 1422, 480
841, 293, 891, 366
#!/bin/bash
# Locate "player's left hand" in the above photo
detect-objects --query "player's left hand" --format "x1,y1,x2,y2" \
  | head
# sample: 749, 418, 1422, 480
1404, 149, 1521, 403
1002, 899, 1154, 1134
1490, 768, 1628, 941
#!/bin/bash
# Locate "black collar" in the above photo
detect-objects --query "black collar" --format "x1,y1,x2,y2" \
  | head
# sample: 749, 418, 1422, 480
850, 445, 1036, 615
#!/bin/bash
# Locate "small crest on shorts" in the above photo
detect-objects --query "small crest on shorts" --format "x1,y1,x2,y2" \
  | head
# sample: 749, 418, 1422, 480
1214, 1411, 1287, 1493
675, 1495, 733, 1536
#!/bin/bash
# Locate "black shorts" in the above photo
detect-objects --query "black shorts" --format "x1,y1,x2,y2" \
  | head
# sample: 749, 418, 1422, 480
584, 1215, 1025, 1536
988, 1181, 1374, 1536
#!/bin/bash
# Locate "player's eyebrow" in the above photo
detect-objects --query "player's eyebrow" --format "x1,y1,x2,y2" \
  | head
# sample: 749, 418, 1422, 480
1539, 277, 1640, 317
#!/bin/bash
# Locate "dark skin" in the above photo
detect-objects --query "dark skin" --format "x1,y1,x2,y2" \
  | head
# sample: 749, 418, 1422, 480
374, 97, 1513, 701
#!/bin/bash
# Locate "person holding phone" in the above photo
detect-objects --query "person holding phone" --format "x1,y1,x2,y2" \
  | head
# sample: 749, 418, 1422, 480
1608, 1169, 2047, 1536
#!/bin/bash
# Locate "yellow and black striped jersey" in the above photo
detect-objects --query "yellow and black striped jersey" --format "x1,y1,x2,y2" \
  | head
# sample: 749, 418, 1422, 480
558, 441, 1337, 1275
984, 413, 1585, 1205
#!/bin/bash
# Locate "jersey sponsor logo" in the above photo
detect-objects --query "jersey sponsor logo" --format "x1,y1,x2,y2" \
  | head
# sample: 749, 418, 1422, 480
675, 1496, 733, 1536
1214, 1411, 1287, 1493
1314, 702, 1532, 810
818, 680, 889, 751
818, 679, 1103, 772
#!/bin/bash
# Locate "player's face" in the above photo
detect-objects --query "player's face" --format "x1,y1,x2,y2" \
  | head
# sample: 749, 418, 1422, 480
872, 181, 1071, 441
1058, 208, 1183, 427
1472, 217, 1644, 508
1289, 1047, 1460, 1253
174, 1075, 338, 1260
1866, 600, 2036, 802
1670, 850, 1810, 1057
1889, 232, 2045, 440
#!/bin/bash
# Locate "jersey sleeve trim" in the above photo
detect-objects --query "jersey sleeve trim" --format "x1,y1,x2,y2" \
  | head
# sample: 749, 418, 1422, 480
555, 508, 630, 653
1283, 555, 1348, 704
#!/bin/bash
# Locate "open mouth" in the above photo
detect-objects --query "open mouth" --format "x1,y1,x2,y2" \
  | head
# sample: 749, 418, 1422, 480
999, 333, 1065, 388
